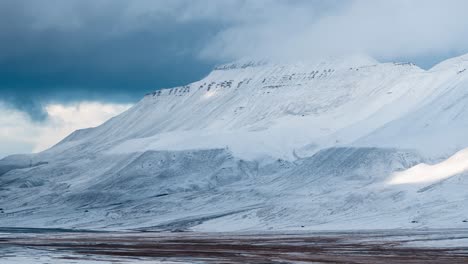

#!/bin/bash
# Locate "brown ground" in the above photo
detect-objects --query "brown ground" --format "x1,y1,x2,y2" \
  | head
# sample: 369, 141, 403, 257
2, 230, 468, 263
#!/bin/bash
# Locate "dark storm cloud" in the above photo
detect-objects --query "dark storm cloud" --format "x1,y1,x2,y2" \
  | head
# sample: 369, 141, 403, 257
0, 0, 224, 119
0, 21, 218, 119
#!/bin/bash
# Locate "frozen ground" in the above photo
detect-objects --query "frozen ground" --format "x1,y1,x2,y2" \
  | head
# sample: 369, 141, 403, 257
1, 228, 468, 263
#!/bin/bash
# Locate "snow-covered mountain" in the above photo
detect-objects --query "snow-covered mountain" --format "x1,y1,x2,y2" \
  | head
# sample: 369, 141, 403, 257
1, 54, 468, 231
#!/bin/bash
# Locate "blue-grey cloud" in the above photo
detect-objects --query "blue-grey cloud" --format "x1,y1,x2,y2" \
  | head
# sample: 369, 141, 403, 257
0, 0, 225, 119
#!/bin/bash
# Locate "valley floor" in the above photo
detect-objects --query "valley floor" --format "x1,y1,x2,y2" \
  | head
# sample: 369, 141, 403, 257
1, 228, 468, 263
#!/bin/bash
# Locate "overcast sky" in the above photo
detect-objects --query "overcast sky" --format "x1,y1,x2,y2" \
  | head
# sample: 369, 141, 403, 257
2, 0, 468, 157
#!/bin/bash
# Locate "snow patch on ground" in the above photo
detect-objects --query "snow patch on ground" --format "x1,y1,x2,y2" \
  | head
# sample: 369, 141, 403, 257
389, 147, 468, 184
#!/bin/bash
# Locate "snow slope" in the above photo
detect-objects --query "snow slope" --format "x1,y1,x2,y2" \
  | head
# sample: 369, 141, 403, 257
1, 54, 468, 231
356, 55, 468, 156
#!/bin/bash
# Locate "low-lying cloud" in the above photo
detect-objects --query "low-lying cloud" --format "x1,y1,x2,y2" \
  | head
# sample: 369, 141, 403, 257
201, 0, 468, 63
0, 102, 131, 158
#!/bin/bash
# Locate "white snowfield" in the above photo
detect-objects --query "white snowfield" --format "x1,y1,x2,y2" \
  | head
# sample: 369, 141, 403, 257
1, 54, 468, 231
